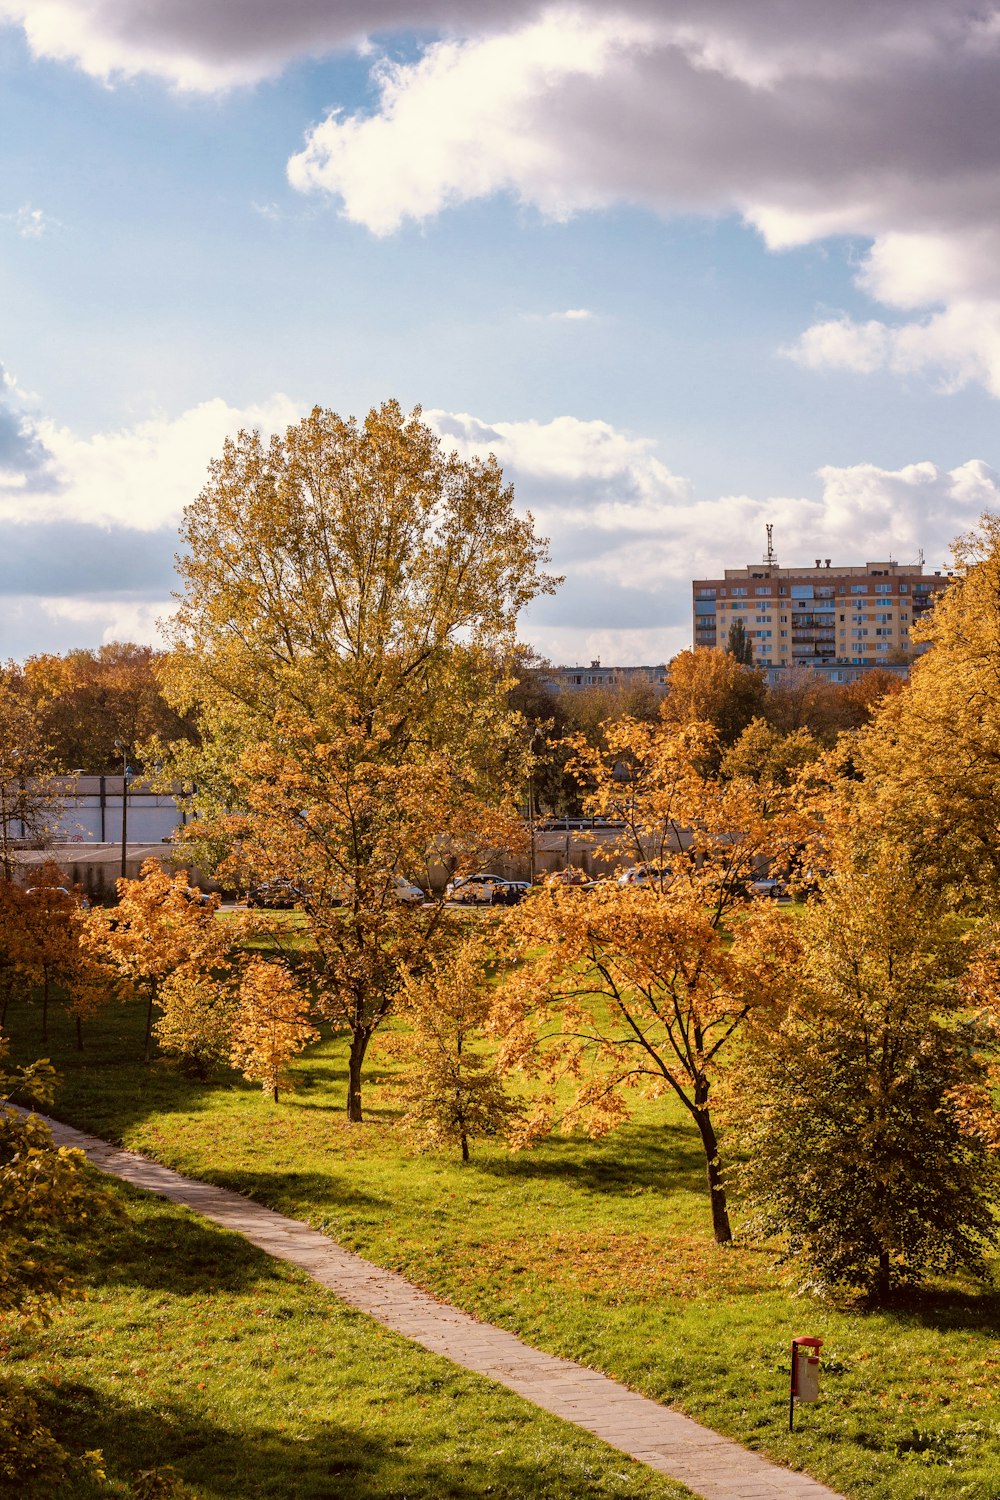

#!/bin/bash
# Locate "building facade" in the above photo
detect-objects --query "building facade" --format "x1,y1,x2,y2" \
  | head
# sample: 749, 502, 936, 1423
692, 558, 951, 675
542, 662, 669, 695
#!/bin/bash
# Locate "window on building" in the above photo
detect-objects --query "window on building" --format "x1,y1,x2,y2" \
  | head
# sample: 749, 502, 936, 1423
850, 584, 867, 594
731, 586, 747, 596
874, 582, 892, 593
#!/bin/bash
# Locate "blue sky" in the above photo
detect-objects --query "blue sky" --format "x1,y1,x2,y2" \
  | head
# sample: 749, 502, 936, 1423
2, 2, 1000, 664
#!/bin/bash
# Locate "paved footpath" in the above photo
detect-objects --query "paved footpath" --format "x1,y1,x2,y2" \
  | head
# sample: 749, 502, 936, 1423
40, 1112, 843, 1500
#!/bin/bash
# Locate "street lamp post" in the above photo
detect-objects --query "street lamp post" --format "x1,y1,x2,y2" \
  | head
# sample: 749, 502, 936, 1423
528, 727, 546, 885
114, 740, 132, 880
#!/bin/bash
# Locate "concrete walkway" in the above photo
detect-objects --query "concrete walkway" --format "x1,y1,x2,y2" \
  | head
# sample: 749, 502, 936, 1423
40, 1112, 843, 1500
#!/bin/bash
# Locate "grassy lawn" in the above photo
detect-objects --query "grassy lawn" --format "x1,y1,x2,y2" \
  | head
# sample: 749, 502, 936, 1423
7, 992, 1000, 1500
4, 1179, 689, 1499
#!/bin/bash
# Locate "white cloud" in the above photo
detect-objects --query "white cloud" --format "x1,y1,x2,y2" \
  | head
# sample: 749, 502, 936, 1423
788, 303, 1000, 398
0, 393, 300, 530
427, 406, 992, 662
0, 388, 994, 665
288, 12, 654, 234
6, 2, 1000, 392
2, 204, 57, 239
36, 594, 177, 645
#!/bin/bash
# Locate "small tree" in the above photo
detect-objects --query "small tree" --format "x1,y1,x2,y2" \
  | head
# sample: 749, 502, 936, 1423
503, 883, 798, 1241
154, 964, 239, 1079
229, 957, 318, 1101
0, 674, 64, 882
16, 874, 93, 1047
85, 859, 224, 1063
727, 837, 1000, 1297
386, 937, 522, 1162
725, 619, 754, 665
0, 881, 30, 1031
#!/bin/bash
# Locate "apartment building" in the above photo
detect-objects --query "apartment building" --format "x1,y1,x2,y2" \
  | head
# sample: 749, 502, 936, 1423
542, 662, 669, 695
692, 557, 951, 674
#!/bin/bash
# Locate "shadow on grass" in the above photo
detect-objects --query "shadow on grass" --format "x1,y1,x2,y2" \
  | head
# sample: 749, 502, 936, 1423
63, 1181, 293, 1297
32, 1377, 651, 1500
193, 1167, 388, 1220
39, 1195, 661, 1500
476, 1121, 708, 1198
869, 1281, 1000, 1336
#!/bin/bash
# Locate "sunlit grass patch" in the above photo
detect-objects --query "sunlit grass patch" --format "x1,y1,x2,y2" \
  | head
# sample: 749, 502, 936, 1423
5, 990, 1000, 1499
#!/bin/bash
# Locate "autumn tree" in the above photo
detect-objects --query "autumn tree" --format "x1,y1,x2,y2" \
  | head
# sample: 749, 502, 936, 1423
20, 643, 195, 774
725, 618, 754, 665
0, 671, 63, 881
720, 717, 821, 797
0, 881, 30, 1030
501, 717, 804, 1242
154, 964, 239, 1079
15, 869, 100, 1049
159, 400, 556, 1121
856, 517, 1000, 905
85, 859, 225, 1062
726, 836, 1000, 1297
661, 649, 766, 764
385, 935, 522, 1161
229, 957, 318, 1101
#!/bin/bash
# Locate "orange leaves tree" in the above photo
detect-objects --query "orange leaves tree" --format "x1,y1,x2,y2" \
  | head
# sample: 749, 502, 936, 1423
158, 400, 557, 1121
501, 715, 803, 1243
85, 859, 226, 1063
383, 933, 522, 1162
229, 957, 318, 1102
725, 835, 1000, 1297
17, 873, 102, 1049
503, 883, 797, 1243
0, 672, 64, 882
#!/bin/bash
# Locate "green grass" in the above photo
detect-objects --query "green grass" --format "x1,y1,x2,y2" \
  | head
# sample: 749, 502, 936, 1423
4, 1179, 689, 1499
7, 992, 1000, 1500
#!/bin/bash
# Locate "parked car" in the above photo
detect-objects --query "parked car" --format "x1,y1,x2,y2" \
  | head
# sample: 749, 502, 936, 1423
749, 878, 790, 901
446, 873, 529, 905
616, 865, 673, 889
246, 878, 307, 909
393, 875, 426, 907
544, 867, 589, 887
25, 884, 91, 910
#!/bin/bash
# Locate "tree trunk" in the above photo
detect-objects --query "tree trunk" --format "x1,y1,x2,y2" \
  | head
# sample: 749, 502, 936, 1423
143, 991, 154, 1064
75, 1014, 83, 1051
42, 974, 49, 1044
693, 1105, 732, 1244
273, 1084, 279, 1104
347, 1028, 370, 1122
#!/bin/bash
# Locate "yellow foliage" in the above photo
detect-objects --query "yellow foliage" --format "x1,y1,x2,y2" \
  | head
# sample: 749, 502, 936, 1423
229, 957, 318, 1100
384, 937, 522, 1161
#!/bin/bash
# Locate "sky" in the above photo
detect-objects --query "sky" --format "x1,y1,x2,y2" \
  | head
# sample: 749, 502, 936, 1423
3, 1, 1000, 665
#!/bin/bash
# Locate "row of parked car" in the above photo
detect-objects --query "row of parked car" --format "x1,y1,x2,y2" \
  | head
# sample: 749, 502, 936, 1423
243, 867, 796, 909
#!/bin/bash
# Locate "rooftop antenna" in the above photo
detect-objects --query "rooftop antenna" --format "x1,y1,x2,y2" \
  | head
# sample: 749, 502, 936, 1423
764, 523, 778, 567
918, 546, 925, 567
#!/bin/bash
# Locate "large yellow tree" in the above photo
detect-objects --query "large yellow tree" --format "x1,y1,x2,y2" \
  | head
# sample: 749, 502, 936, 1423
160, 401, 557, 1120
858, 515, 1000, 904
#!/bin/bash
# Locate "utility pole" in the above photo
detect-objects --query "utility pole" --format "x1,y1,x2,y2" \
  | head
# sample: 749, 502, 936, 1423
114, 740, 131, 880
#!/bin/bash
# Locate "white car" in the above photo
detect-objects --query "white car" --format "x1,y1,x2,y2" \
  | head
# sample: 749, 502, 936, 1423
394, 875, 426, 907
616, 865, 673, 888
446, 873, 528, 905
